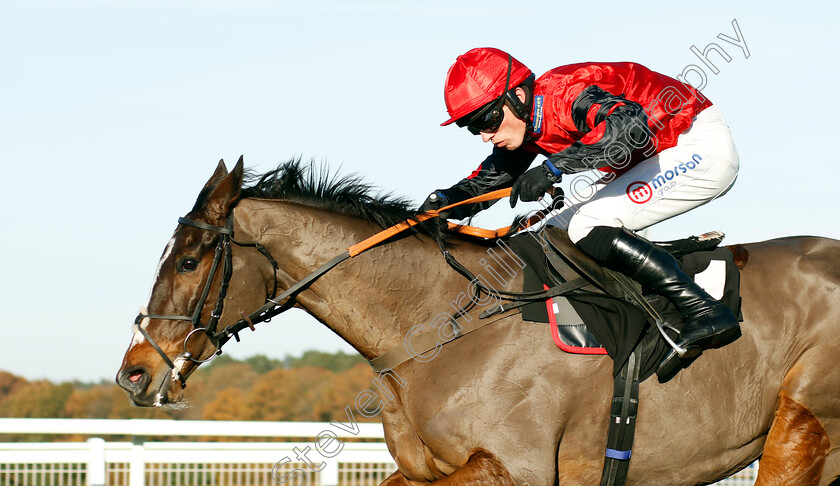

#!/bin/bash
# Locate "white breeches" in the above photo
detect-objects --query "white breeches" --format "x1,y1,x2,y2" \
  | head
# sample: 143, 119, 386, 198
547, 105, 740, 243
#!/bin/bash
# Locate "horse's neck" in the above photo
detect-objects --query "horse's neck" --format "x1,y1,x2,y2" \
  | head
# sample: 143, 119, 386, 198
236, 199, 470, 360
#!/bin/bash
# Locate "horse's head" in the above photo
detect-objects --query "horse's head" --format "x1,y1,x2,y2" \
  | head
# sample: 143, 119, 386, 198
116, 158, 271, 408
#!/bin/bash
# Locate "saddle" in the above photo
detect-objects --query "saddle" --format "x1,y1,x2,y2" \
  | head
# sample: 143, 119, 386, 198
509, 227, 741, 382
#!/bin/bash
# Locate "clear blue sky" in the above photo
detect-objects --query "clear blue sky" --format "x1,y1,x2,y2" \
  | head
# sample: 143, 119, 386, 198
1, 1, 838, 382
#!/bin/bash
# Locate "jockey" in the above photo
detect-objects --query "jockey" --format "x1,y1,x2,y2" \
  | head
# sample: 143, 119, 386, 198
422, 47, 741, 377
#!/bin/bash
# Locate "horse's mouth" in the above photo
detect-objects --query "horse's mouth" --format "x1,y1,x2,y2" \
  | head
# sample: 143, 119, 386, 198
128, 384, 186, 409
119, 367, 186, 408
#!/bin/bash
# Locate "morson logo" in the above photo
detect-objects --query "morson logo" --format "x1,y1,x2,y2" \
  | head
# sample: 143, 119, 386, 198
626, 154, 704, 204
626, 181, 652, 204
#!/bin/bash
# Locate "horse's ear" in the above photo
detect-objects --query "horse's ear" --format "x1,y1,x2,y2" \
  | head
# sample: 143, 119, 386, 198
201, 159, 229, 192
203, 156, 245, 225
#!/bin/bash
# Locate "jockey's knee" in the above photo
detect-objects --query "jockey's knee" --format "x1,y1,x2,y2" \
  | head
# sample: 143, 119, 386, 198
567, 213, 621, 244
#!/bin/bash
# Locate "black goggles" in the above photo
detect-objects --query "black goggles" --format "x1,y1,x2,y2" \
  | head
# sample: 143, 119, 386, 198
456, 54, 513, 135
458, 96, 506, 135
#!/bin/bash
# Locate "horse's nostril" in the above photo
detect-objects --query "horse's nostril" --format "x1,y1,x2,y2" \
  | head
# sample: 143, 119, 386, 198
128, 370, 144, 384
118, 366, 149, 392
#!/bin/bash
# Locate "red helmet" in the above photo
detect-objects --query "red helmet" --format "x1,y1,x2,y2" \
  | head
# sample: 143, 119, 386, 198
441, 48, 533, 126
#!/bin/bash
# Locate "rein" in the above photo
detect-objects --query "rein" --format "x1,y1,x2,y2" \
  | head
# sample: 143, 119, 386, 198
138, 188, 569, 386
215, 188, 564, 351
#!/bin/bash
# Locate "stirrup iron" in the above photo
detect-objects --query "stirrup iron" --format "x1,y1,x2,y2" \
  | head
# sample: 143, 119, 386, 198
653, 319, 692, 357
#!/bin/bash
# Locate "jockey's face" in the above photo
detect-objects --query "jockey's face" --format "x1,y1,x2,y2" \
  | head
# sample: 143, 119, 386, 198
477, 87, 528, 151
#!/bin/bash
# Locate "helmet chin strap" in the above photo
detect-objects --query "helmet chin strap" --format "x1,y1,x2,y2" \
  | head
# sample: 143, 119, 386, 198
504, 72, 536, 134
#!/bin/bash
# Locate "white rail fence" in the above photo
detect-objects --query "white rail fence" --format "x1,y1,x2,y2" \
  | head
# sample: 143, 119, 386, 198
0, 419, 757, 485
0, 419, 393, 486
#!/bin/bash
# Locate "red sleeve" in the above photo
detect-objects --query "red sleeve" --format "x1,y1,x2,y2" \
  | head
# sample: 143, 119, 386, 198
466, 163, 483, 180
579, 103, 623, 145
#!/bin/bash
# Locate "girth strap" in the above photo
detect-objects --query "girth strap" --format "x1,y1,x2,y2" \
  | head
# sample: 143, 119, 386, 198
600, 349, 642, 486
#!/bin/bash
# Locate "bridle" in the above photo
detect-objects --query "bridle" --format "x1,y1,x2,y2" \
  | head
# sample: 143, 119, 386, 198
134, 188, 567, 390
135, 216, 281, 389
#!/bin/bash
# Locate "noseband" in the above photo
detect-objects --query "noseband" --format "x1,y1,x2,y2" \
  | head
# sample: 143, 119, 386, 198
135, 216, 281, 389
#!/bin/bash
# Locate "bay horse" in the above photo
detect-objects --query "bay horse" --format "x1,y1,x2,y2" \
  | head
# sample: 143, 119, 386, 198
117, 158, 840, 485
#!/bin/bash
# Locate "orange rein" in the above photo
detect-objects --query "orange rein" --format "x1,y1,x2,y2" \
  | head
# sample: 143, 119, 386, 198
347, 188, 551, 257
215, 187, 556, 351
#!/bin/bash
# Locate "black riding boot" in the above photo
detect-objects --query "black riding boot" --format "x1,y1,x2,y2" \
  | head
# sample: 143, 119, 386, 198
576, 226, 741, 379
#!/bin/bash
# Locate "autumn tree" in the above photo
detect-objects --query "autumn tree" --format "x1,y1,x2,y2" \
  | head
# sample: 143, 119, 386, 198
201, 387, 245, 421
64, 383, 170, 420
243, 367, 333, 421
244, 355, 285, 374
179, 359, 258, 420
64, 384, 120, 418
288, 351, 366, 373
0, 371, 27, 404
0, 349, 383, 427
0, 380, 73, 418
312, 363, 378, 423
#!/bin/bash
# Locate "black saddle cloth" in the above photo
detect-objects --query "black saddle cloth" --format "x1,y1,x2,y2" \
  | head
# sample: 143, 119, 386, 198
508, 228, 742, 382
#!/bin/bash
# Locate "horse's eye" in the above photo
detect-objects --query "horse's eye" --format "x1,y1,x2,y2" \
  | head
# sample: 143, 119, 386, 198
178, 258, 198, 272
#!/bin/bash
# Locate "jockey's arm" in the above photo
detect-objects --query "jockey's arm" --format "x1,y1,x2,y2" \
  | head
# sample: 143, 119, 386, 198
422, 147, 537, 220
547, 85, 654, 174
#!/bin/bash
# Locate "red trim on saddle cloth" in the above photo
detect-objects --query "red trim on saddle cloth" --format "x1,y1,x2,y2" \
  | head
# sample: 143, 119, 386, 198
545, 286, 608, 355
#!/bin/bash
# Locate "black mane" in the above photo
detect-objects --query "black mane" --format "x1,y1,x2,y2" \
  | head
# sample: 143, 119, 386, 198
240, 159, 438, 236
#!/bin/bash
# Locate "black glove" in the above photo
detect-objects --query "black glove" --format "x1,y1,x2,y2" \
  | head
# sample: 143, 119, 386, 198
419, 191, 452, 219
509, 163, 562, 207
